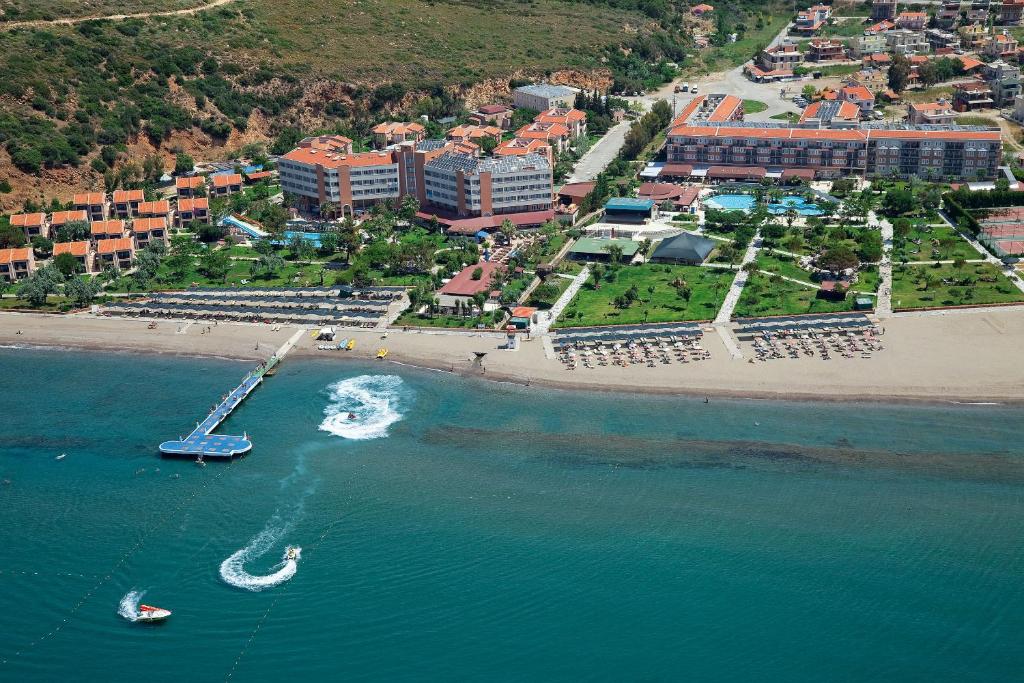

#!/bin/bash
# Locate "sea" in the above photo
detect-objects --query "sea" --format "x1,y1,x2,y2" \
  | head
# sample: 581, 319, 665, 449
0, 347, 1022, 682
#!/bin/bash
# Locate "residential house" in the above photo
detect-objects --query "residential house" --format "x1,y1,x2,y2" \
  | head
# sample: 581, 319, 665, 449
907, 99, 957, 124
981, 60, 1022, 106
0, 247, 35, 282
957, 54, 986, 74
175, 176, 206, 198
446, 124, 503, 147
534, 108, 588, 137
758, 41, 803, 71
95, 237, 135, 271
952, 80, 995, 111
90, 219, 125, 242
998, 0, 1024, 25
852, 33, 889, 58
177, 197, 210, 226
985, 31, 1019, 59
296, 134, 354, 155
469, 104, 514, 129
210, 174, 242, 197
50, 210, 89, 237
896, 11, 928, 30
807, 38, 847, 62
691, 3, 714, 15
925, 28, 960, 51
958, 23, 989, 50
840, 84, 875, 114
52, 241, 93, 273
111, 189, 144, 218
10, 213, 47, 240
135, 200, 171, 221
866, 19, 896, 34
512, 84, 576, 111
244, 170, 272, 184
436, 262, 505, 313
885, 29, 930, 54
1013, 92, 1024, 123
871, 0, 897, 20
372, 122, 426, 148
494, 137, 553, 164
514, 121, 573, 154
794, 4, 832, 35
73, 192, 106, 222
132, 217, 169, 248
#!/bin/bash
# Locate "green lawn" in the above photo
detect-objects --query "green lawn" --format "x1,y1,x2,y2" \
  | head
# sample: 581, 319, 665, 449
555, 263, 733, 327
819, 18, 869, 38
892, 263, 1024, 310
893, 223, 979, 263
807, 63, 860, 77
954, 115, 995, 127
0, 295, 70, 311
770, 112, 800, 123
743, 99, 768, 114
699, 14, 791, 73
734, 272, 855, 318
394, 312, 495, 329
528, 275, 572, 308
755, 252, 815, 284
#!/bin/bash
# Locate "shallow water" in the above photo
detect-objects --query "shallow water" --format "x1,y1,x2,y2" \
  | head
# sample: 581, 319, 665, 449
0, 348, 1021, 681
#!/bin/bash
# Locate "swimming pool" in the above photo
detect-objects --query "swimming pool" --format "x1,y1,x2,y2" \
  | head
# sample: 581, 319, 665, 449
277, 230, 323, 246
705, 194, 823, 216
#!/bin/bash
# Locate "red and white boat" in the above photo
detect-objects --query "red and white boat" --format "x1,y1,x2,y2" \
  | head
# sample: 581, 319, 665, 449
136, 604, 172, 623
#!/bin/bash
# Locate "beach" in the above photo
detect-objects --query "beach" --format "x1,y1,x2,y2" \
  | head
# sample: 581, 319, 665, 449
4, 307, 1024, 403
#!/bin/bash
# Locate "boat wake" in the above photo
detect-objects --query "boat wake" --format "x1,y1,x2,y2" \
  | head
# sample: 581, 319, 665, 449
319, 375, 407, 440
219, 522, 301, 592
118, 589, 145, 622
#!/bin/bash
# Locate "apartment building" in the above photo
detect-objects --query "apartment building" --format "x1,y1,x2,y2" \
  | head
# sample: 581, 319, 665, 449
132, 217, 169, 248
469, 104, 513, 129
959, 23, 990, 50
175, 176, 206, 198
998, 0, 1024, 24
759, 42, 803, 71
794, 4, 831, 35
447, 124, 503, 146
73, 192, 106, 222
886, 29, 930, 54
372, 122, 425, 149
982, 59, 1022, 106
806, 38, 847, 61
665, 122, 1001, 180
512, 84, 575, 111
514, 121, 573, 154
926, 28, 960, 51
953, 80, 995, 110
52, 241, 93, 273
211, 174, 242, 197
896, 11, 928, 29
10, 213, 47, 240
0, 247, 35, 282
95, 237, 135, 271
852, 32, 889, 57
50, 210, 89, 236
534, 108, 588, 138
177, 197, 210, 226
985, 31, 1019, 58
111, 189, 144, 218
90, 219, 125, 242
422, 153, 552, 218
676, 94, 745, 125
871, 0, 898, 21
907, 100, 957, 124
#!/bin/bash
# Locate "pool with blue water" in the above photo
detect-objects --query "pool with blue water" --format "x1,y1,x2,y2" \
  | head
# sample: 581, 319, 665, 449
705, 193, 823, 216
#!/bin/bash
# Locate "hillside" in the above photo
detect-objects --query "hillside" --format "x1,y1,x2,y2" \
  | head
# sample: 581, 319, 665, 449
0, 0, 719, 209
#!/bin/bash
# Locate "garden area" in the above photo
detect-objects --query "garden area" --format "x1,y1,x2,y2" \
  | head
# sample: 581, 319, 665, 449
891, 262, 1024, 310
555, 263, 733, 327
891, 218, 978, 264
733, 271, 859, 318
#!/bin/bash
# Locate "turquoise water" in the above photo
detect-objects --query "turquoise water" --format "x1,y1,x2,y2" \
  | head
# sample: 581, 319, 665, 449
1, 348, 1022, 681
278, 230, 323, 247
706, 194, 823, 216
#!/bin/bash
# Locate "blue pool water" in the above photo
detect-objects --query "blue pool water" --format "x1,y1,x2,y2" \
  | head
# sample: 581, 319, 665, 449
706, 193, 823, 216
277, 230, 323, 247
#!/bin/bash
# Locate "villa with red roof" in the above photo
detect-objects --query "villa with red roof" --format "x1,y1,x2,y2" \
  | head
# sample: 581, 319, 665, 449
176, 176, 206, 198
514, 121, 573, 153
90, 219, 125, 242
10, 213, 47, 240
95, 237, 135, 271
839, 84, 875, 114
534, 108, 588, 138
177, 197, 210, 226
436, 261, 506, 313
132, 217, 169, 248
0, 247, 35, 282
50, 210, 89, 234
907, 100, 956, 125
372, 122, 425, 149
469, 104, 513, 129
53, 241, 94, 273
211, 174, 242, 197
447, 124, 503, 146
111, 189, 144, 218
73, 192, 106, 222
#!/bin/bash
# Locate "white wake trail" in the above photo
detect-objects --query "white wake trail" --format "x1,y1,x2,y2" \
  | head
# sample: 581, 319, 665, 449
219, 523, 301, 592
319, 375, 407, 440
118, 589, 145, 621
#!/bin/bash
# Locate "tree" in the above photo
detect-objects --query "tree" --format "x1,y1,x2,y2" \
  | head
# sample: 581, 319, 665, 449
53, 252, 81, 276
16, 265, 63, 306
801, 84, 816, 101
198, 246, 231, 282
399, 195, 420, 221
498, 219, 517, 245
882, 188, 915, 216
888, 54, 912, 93
63, 276, 101, 307
471, 266, 484, 280
166, 234, 198, 281
319, 202, 337, 221
55, 220, 90, 243
0, 222, 27, 248
318, 230, 340, 255
604, 243, 624, 264
196, 222, 227, 243
175, 153, 194, 175
818, 245, 860, 272
31, 236, 53, 258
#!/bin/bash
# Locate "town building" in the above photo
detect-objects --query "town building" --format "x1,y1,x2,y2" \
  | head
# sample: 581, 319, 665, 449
111, 189, 144, 218
839, 84, 876, 114
981, 60, 1022, 106
758, 42, 803, 71
799, 100, 862, 128
175, 176, 206, 198
177, 198, 210, 226
512, 84, 576, 111
896, 11, 928, 30
422, 153, 553, 219
296, 134, 354, 155
952, 80, 995, 110
0, 247, 34, 282
985, 31, 1019, 58
514, 121, 573, 154
871, 0, 898, 21
95, 237, 135, 271
998, 0, 1024, 24
446, 124, 503, 146
10, 213, 46, 240
886, 29, 930, 54
926, 28, 961, 51
50, 210, 89, 236
211, 173, 242, 197
675, 94, 744, 125
794, 4, 832, 35
665, 122, 1001, 180
372, 122, 426, 149
907, 99, 957, 124
73, 192, 106, 222
52, 241, 93, 273
852, 33, 889, 57
603, 197, 657, 223
469, 104, 514, 129
806, 38, 847, 62
959, 23, 990, 50
131, 217, 169, 248
494, 137, 553, 164
90, 219, 125, 242
534, 108, 588, 137
866, 19, 896, 34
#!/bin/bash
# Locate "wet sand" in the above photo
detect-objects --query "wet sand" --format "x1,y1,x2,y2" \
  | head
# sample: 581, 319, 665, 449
3, 308, 1024, 404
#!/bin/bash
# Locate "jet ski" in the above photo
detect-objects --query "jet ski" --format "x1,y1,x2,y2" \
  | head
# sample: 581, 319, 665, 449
136, 605, 172, 623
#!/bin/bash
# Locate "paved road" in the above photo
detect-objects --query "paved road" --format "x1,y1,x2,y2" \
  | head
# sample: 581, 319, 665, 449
566, 120, 631, 184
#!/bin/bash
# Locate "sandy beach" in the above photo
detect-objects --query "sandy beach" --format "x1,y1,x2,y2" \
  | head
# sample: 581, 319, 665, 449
3, 308, 1024, 403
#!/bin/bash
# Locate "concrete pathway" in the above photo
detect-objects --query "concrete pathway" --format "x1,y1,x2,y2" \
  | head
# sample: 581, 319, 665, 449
565, 121, 631, 184
714, 324, 744, 360
874, 211, 894, 317
713, 231, 762, 325
534, 266, 589, 335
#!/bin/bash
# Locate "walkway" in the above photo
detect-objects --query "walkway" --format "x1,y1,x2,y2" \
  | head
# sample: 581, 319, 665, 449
565, 121, 631, 184
0, 0, 237, 29
874, 211, 894, 317
713, 231, 762, 325
534, 266, 590, 335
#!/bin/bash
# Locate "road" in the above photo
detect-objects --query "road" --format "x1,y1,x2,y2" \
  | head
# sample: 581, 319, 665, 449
0, 0, 238, 29
565, 120, 631, 184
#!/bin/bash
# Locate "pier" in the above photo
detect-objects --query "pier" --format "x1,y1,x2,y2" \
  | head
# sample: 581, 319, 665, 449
158, 329, 304, 458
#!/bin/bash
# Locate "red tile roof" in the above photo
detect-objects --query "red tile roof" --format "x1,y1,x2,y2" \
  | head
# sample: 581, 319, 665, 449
212, 174, 242, 188
96, 237, 135, 254
73, 192, 104, 205
10, 213, 44, 227
535, 108, 587, 125
53, 241, 90, 257
136, 200, 170, 215
90, 220, 125, 236
281, 147, 398, 170
668, 124, 1000, 142
178, 198, 209, 212
133, 217, 167, 231
495, 138, 550, 156
176, 176, 205, 189
112, 189, 144, 203
841, 85, 874, 102
50, 210, 88, 225
0, 247, 31, 263
372, 121, 424, 136
439, 262, 505, 297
